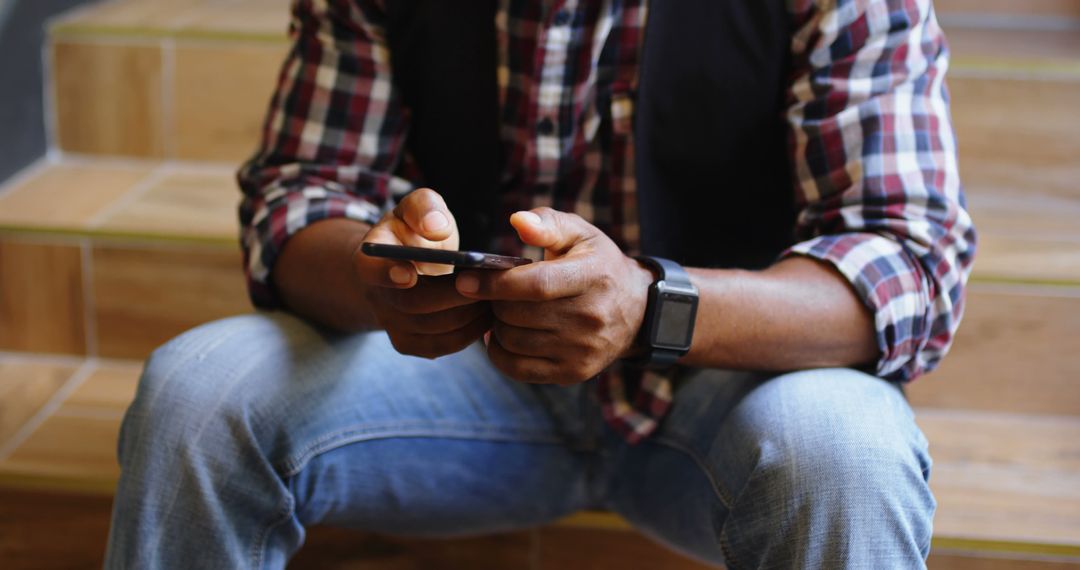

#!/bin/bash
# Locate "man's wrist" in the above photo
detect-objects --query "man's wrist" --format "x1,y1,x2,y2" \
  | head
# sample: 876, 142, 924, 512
626, 256, 700, 367
617, 256, 658, 359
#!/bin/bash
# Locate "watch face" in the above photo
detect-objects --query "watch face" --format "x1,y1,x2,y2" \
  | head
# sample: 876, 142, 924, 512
653, 293, 696, 349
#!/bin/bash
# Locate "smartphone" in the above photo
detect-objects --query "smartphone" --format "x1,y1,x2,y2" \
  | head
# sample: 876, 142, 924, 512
361, 243, 533, 270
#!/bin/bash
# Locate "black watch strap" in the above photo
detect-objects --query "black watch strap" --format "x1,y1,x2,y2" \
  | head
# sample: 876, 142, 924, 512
633, 256, 697, 367
635, 256, 693, 289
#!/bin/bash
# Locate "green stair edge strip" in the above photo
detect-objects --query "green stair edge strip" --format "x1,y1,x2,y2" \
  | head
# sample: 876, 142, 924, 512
48, 22, 289, 45
0, 224, 236, 248
931, 537, 1080, 561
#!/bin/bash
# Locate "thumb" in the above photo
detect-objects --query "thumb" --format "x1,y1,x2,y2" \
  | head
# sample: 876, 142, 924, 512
510, 207, 597, 256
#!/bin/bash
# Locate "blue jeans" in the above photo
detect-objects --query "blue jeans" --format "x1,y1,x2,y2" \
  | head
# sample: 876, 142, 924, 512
104, 312, 934, 569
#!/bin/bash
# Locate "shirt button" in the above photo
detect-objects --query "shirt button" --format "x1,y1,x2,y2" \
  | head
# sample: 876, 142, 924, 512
553, 10, 572, 26
537, 117, 555, 135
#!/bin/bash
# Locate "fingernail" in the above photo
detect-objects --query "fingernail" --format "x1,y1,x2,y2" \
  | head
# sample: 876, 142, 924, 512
389, 265, 412, 285
516, 211, 543, 227
457, 274, 479, 294
483, 330, 492, 346
422, 211, 449, 233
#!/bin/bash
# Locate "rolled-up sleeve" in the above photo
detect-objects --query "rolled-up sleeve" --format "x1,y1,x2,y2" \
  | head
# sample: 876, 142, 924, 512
237, 0, 412, 308
783, 0, 977, 380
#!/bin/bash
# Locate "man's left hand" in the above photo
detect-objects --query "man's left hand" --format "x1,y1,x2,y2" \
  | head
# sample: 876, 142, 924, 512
455, 208, 654, 385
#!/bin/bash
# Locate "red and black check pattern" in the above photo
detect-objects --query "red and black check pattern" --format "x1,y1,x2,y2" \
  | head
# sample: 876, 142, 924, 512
238, 0, 975, 444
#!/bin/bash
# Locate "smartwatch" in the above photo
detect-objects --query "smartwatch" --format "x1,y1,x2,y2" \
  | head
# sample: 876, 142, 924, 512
632, 256, 699, 367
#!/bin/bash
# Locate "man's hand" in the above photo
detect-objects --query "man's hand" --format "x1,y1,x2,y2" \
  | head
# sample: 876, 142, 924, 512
454, 208, 654, 384
356, 188, 491, 359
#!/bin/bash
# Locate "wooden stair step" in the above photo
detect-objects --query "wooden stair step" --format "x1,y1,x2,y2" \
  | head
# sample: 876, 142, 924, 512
2, 156, 1079, 414
44, 1, 1080, 167
52, 0, 290, 40
935, 0, 1080, 21
908, 285, 1080, 417
0, 490, 1076, 570
0, 160, 251, 359
50, 0, 290, 162
919, 409, 1080, 553
1, 353, 1078, 565
0, 356, 140, 493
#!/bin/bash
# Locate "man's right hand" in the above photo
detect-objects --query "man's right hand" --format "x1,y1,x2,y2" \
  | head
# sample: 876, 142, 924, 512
353, 188, 492, 359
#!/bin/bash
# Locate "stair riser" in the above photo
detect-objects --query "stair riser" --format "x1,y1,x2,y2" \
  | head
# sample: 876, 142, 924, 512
3, 236, 1076, 417
48, 37, 1080, 186
950, 76, 1080, 201
50, 36, 287, 163
935, 0, 1080, 20
0, 236, 250, 359
907, 286, 1080, 416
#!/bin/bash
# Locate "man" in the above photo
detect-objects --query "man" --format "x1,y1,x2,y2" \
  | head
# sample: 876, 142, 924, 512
105, 0, 975, 567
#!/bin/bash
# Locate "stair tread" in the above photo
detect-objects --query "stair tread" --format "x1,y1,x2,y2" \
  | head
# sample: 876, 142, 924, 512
935, 0, 1080, 20
2, 157, 1076, 284
0, 159, 237, 245
52, 0, 290, 40
947, 27, 1080, 75
51, 0, 1080, 77
1, 353, 1078, 557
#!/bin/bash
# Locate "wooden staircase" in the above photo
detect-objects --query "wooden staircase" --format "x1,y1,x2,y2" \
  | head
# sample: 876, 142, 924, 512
0, 0, 1077, 567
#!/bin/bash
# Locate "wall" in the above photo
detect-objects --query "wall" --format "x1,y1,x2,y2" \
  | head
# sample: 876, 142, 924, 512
0, 0, 92, 183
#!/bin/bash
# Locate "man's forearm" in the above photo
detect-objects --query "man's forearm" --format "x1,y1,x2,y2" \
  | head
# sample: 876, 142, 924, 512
273, 218, 376, 333
682, 256, 880, 372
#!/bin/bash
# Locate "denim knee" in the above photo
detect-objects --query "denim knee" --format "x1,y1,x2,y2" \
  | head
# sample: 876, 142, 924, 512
117, 314, 290, 467
722, 369, 935, 566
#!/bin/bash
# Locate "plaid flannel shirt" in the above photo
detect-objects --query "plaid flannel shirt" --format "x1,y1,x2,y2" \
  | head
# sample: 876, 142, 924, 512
238, 0, 976, 444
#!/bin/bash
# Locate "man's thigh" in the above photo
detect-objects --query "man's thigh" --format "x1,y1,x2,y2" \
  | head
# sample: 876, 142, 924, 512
604, 368, 934, 568
123, 311, 596, 535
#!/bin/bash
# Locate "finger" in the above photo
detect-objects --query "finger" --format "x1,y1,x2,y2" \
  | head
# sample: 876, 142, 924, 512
510, 207, 598, 256
455, 258, 590, 301
491, 321, 574, 360
372, 215, 454, 277
392, 310, 493, 360
486, 335, 562, 384
390, 301, 491, 335
491, 300, 559, 329
393, 188, 456, 243
355, 223, 418, 289
379, 274, 480, 314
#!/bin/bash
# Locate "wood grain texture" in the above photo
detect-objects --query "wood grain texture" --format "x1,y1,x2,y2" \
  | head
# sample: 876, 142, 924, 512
0, 489, 114, 570
0, 240, 87, 355
974, 236, 1080, 285
0, 163, 150, 231
0, 412, 121, 487
909, 288, 1080, 416
538, 527, 713, 570
172, 42, 288, 161
930, 553, 1080, 569
0, 487, 1075, 570
935, 0, 1080, 18
51, 0, 205, 32
90, 244, 251, 359
64, 362, 141, 411
948, 28, 1080, 67
174, 0, 291, 37
919, 409, 1080, 548
95, 169, 240, 241
0, 360, 75, 452
951, 77, 1080, 200
52, 40, 165, 158
292, 527, 537, 570
965, 187, 1080, 285
52, 0, 289, 37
